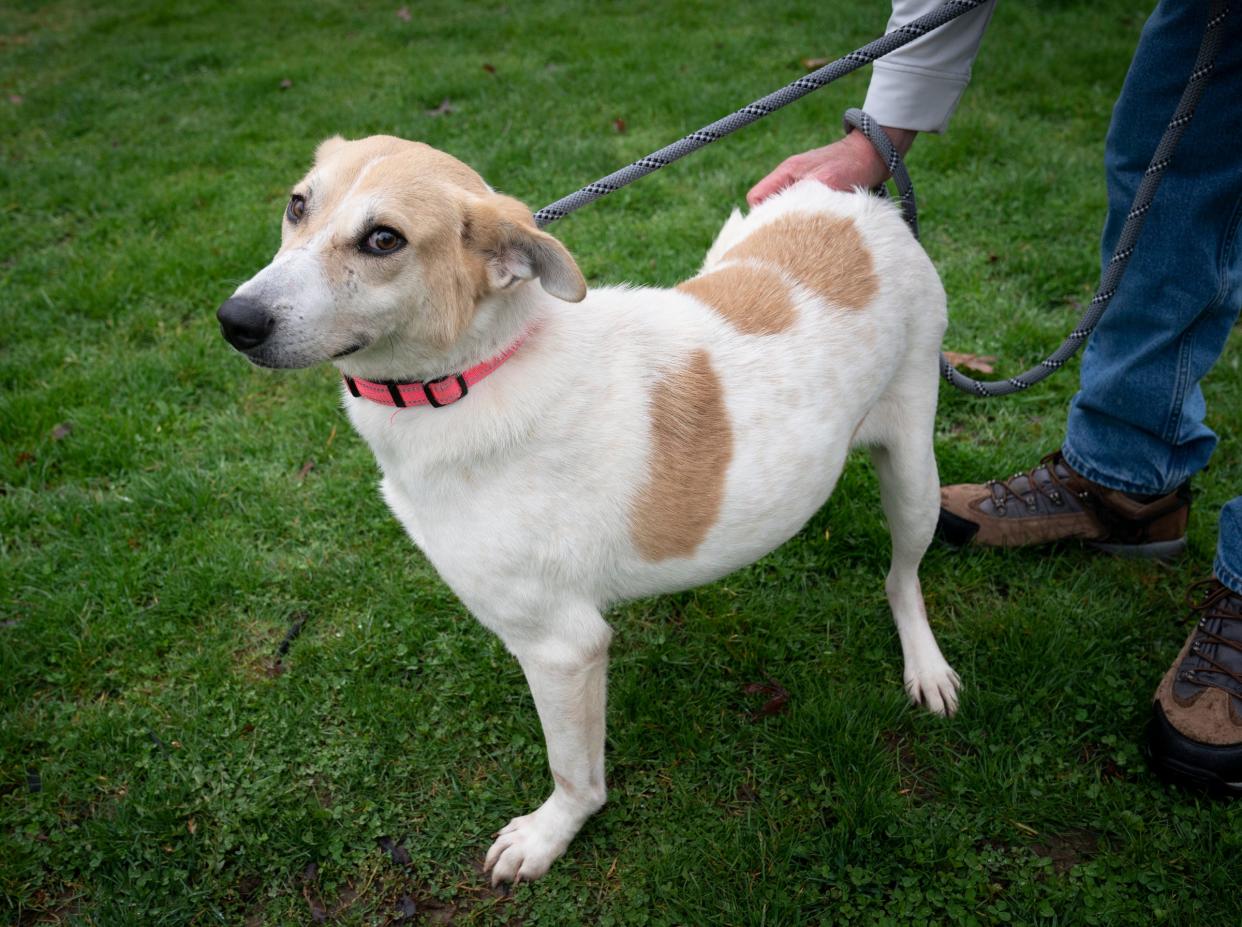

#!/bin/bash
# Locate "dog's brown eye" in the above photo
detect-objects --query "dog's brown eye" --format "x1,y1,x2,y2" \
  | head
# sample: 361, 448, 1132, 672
286, 194, 306, 223
362, 227, 405, 255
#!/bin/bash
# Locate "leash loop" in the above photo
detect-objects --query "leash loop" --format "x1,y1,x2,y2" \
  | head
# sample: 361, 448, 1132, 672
842, 108, 918, 238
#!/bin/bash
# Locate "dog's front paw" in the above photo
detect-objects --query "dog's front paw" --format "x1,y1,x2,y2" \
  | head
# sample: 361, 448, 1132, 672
904, 661, 962, 717
483, 802, 578, 886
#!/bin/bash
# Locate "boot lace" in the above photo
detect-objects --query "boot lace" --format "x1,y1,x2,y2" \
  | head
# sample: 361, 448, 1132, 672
985, 452, 1072, 516
1179, 579, 1242, 693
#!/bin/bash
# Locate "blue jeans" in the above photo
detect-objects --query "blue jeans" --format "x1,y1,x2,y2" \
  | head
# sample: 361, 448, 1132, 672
1060, 0, 1242, 594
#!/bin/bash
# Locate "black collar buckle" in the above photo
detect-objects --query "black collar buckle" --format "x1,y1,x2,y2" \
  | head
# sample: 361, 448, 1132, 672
423, 373, 469, 408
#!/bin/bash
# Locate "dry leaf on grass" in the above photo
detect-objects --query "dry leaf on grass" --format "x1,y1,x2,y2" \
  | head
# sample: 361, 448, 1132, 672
426, 98, 455, 116
802, 57, 830, 70
943, 351, 997, 374
743, 678, 790, 720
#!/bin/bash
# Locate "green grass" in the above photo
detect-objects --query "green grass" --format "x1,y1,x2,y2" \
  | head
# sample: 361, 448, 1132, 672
3, 1, 1241, 924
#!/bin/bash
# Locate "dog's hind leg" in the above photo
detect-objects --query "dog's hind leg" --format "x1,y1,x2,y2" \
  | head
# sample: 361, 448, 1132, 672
483, 602, 611, 885
863, 380, 961, 717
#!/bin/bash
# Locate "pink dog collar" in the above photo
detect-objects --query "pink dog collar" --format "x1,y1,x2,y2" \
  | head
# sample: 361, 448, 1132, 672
342, 334, 526, 409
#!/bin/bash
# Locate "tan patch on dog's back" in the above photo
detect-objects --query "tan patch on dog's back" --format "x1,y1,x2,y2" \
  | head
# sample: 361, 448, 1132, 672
631, 350, 733, 561
723, 213, 878, 309
676, 264, 797, 335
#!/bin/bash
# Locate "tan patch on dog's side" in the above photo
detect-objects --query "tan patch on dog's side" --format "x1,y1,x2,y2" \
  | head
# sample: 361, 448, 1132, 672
676, 264, 797, 335
723, 213, 878, 309
631, 350, 733, 561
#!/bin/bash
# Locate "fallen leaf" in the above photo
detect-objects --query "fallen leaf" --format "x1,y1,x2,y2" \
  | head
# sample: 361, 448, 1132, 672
802, 57, 830, 70
279, 78, 293, 90
943, 351, 997, 374
51, 422, 73, 440
743, 678, 790, 720
426, 98, 455, 116
482, 62, 496, 73
296, 459, 315, 481
9, 94, 22, 105
757, 692, 788, 718
15, 450, 34, 465
396, 6, 412, 21
612, 117, 627, 134
186, 817, 197, 835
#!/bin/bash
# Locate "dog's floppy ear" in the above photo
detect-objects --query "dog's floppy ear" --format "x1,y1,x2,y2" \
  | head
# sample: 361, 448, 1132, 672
463, 194, 586, 303
314, 135, 348, 164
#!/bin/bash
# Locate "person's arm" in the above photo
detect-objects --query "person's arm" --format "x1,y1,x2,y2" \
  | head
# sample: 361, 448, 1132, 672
747, 0, 995, 205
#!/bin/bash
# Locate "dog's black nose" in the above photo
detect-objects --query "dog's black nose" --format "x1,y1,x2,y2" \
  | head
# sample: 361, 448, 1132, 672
217, 296, 275, 351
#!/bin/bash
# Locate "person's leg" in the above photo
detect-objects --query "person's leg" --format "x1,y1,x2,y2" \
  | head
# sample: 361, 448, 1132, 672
1061, 0, 1242, 496
938, 0, 1242, 561
1217, 501, 1242, 596
1061, 0, 1242, 794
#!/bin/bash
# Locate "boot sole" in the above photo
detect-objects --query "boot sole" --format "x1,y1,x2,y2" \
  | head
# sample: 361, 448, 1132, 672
1087, 537, 1187, 562
936, 509, 1186, 562
1145, 702, 1242, 798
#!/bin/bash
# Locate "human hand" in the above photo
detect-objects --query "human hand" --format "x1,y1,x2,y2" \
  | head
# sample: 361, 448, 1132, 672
746, 126, 917, 206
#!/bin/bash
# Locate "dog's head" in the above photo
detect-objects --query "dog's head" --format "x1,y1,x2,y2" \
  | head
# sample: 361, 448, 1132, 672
217, 135, 585, 372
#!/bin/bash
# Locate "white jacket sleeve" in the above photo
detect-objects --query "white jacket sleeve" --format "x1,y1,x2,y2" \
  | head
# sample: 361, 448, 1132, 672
861, 0, 996, 133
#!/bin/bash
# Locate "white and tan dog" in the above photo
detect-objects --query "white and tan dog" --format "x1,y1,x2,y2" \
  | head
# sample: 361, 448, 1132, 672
218, 135, 961, 884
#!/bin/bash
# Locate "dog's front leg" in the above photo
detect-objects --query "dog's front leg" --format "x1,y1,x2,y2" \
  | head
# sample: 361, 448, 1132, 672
484, 604, 611, 885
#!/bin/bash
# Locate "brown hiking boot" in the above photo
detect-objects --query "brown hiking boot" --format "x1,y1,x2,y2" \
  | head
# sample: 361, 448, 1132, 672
1146, 579, 1242, 796
937, 450, 1190, 560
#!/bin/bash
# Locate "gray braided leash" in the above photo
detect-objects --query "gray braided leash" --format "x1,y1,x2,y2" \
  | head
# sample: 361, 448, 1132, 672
532, 0, 988, 228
